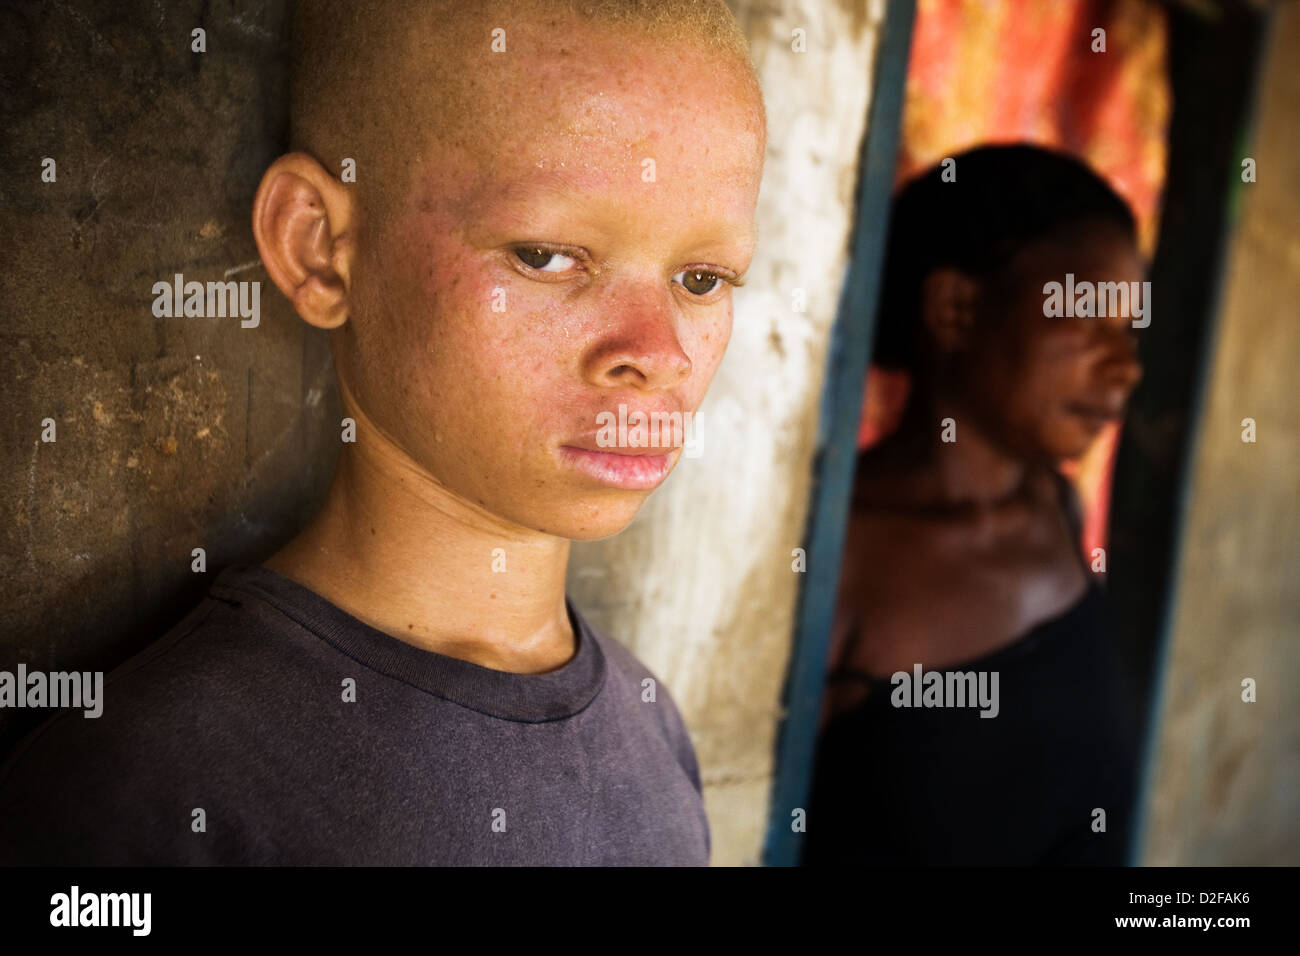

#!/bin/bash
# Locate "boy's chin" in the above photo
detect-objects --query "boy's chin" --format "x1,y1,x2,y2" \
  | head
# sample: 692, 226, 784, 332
534, 494, 651, 542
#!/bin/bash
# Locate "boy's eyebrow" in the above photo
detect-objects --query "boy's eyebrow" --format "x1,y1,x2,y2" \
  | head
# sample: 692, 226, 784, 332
475, 169, 603, 214
467, 173, 759, 259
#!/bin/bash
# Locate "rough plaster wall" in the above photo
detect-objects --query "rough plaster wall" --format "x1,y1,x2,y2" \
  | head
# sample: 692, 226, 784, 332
1142, 4, 1300, 865
0, 1, 339, 752
567, 0, 882, 866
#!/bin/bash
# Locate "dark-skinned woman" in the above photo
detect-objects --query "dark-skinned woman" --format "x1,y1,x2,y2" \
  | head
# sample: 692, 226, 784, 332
804, 144, 1145, 866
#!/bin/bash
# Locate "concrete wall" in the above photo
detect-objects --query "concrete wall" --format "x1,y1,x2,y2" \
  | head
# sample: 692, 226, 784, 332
1142, 3, 1300, 865
0, 0, 884, 867
0, 1, 340, 754
568, 0, 883, 865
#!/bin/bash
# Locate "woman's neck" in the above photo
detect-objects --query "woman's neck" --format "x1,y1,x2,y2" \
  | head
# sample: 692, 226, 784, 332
869, 381, 1032, 510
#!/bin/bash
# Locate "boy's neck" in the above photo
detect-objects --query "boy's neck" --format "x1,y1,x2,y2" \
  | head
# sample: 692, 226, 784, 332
262, 410, 576, 675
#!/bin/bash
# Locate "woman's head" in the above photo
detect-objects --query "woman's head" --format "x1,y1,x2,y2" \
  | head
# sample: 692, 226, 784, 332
876, 144, 1144, 462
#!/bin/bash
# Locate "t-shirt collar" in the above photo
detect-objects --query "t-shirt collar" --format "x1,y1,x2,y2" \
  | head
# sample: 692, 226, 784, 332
210, 564, 607, 723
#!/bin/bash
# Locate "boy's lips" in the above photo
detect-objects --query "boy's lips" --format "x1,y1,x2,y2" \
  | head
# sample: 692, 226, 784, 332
558, 444, 676, 490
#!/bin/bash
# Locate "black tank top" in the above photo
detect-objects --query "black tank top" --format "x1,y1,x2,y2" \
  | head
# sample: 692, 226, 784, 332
801, 474, 1140, 865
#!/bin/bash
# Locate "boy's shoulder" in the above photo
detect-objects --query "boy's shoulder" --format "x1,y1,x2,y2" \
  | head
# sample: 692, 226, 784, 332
0, 568, 707, 864
0, 569, 323, 860
576, 609, 702, 789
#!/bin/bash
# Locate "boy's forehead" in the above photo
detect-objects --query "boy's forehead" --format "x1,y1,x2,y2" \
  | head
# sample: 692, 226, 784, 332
401, 13, 760, 158
297, 5, 763, 227
441, 55, 756, 154
431, 116, 761, 249
384, 10, 764, 233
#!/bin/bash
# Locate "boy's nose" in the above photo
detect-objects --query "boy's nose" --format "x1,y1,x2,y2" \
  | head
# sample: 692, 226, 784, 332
581, 302, 693, 391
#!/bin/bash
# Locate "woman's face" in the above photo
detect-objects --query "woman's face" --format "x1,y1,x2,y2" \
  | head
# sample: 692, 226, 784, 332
959, 220, 1145, 462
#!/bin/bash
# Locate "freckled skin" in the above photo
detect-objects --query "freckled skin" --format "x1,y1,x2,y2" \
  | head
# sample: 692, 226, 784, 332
256, 11, 766, 671
340, 20, 765, 540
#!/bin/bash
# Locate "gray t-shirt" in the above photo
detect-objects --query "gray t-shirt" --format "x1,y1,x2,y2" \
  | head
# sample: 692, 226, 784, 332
0, 565, 710, 865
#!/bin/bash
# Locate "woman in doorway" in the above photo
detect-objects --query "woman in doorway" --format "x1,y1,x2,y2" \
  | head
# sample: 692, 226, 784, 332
804, 144, 1146, 865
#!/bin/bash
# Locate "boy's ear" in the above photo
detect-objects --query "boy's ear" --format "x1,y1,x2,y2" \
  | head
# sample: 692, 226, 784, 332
252, 152, 356, 330
918, 267, 980, 354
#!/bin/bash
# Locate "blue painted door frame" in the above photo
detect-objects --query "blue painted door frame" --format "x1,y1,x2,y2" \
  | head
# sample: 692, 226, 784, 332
762, 0, 916, 868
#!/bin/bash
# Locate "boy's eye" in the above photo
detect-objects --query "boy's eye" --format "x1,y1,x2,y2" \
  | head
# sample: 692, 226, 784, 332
674, 269, 724, 297
515, 246, 578, 273
512, 247, 730, 297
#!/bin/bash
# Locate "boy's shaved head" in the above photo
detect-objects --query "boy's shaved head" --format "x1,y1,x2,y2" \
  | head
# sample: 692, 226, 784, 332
290, 0, 761, 218
261, 0, 766, 541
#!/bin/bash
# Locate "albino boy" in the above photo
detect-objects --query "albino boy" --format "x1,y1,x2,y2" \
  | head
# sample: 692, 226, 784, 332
0, 0, 765, 865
